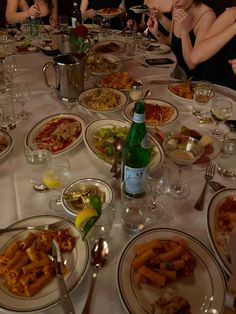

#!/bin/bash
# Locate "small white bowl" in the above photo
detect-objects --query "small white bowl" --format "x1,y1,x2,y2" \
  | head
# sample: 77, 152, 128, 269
62, 178, 114, 217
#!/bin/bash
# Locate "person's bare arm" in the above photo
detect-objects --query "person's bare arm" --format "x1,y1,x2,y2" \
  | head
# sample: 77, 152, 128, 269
80, 0, 96, 21
6, 0, 40, 23
177, 9, 216, 70
191, 7, 236, 64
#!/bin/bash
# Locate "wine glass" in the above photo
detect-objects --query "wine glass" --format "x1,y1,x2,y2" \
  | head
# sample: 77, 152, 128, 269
142, 160, 170, 220
138, 35, 151, 56
11, 82, 31, 120
42, 157, 71, 211
24, 143, 52, 192
163, 135, 204, 199
211, 96, 233, 139
192, 82, 214, 124
100, 18, 110, 36
3, 55, 17, 86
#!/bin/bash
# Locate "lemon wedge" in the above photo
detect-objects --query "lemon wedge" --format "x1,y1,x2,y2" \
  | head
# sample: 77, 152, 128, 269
75, 207, 98, 229
43, 170, 61, 189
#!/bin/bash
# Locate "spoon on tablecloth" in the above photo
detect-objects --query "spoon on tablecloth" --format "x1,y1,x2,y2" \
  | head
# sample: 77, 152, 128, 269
81, 238, 109, 314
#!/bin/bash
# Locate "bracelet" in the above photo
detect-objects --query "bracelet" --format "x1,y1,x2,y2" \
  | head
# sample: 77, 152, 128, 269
225, 292, 236, 311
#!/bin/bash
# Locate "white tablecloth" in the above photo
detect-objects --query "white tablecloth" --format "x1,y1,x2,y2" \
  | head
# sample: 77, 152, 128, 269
0, 46, 236, 314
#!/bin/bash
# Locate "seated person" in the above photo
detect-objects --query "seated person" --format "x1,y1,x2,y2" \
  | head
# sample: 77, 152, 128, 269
6, 0, 58, 26
0, 0, 7, 28
191, 6, 236, 89
147, 0, 216, 78
80, 0, 126, 30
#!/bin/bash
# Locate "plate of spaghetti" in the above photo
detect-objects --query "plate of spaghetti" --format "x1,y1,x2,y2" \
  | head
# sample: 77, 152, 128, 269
207, 188, 236, 276
117, 228, 226, 314
123, 99, 179, 129
78, 87, 127, 113
0, 215, 90, 312
25, 113, 86, 156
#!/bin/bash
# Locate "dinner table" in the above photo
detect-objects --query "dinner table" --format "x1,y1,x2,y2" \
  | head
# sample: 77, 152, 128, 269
0, 29, 236, 314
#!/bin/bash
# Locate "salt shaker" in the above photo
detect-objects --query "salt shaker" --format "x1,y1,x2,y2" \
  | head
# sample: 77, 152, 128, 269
129, 82, 143, 101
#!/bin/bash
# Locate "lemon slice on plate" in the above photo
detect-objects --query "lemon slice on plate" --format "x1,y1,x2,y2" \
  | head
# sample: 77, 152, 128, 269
75, 207, 98, 229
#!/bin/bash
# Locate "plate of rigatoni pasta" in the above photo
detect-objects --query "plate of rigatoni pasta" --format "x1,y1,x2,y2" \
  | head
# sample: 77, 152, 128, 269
117, 228, 226, 314
0, 215, 90, 312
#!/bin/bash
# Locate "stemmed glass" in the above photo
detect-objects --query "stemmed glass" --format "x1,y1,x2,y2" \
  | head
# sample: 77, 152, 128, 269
100, 18, 110, 36
42, 157, 71, 211
211, 96, 233, 139
163, 135, 204, 199
138, 35, 151, 56
11, 82, 31, 120
24, 143, 52, 192
142, 160, 170, 220
3, 55, 17, 86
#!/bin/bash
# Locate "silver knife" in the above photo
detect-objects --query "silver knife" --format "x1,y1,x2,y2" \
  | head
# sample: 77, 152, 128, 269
52, 239, 75, 314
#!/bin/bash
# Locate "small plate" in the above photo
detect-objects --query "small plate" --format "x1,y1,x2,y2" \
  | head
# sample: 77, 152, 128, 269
93, 40, 125, 54
25, 113, 86, 156
145, 43, 170, 54
0, 129, 13, 161
129, 5, 150, 13
62, 178, 114, 216
207, 188, 236, 276
0, 215, 90, 312
97, 8, 121, 19
83, 118, 164, 167
78, 87, 127, 113
117, 228, 226, 314
123, 99, 179, 129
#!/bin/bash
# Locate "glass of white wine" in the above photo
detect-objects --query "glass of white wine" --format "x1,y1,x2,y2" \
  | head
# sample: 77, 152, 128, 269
211, 96, 233, 139
163, 135, 204, 199
42, 157, 71, 212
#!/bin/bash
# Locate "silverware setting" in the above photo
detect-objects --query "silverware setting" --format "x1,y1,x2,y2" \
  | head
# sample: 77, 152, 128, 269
149, 79, 180, 84
194, 161, 216, 211
0, 220, 65, 234
81, 238, 109, 314
209, 180, 226, 192
52, 239, 75, 314
140, 63, 170, 68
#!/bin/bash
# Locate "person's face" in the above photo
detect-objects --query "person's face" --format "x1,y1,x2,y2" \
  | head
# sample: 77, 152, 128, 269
172, 0, 194, 10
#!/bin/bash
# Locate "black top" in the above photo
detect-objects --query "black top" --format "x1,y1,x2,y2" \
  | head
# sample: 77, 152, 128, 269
85, 0, 124, 29
126, 0, 144, 26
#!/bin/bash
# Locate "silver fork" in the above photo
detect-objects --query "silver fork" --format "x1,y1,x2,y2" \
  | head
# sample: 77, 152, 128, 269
0, 220, 65, 234
194, 161, 216, 211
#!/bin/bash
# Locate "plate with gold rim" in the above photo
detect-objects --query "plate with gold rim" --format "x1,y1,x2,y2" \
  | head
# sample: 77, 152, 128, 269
0, 215, 90, 312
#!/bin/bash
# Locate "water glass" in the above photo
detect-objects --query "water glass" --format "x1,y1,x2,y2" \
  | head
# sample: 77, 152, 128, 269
0, 91, 16, 130
121, 177, 149, 235
59, 15, 68, 33
125, 30, 136, 56
192, 82, 213, 123
217, 132, 236, 178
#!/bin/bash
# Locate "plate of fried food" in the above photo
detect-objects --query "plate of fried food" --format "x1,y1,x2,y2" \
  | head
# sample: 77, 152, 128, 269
123, 99, 179, 129
97, 7, 122, 19
0, 129, 13, 162
83, 119, 164, 167
86, 53, 122, 75
117, 228, 226, 314
96, 71, 141, 91
25, 113, 86, 156
37, 38, 60, 56
93, 40, 125, 54
0, 215, 90, 312
168, 81, 215, 103
207, 188, 236, 276
78, 87, 127, 113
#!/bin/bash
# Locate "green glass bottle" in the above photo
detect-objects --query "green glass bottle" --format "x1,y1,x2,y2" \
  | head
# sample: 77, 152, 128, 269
122, 100, 152, 197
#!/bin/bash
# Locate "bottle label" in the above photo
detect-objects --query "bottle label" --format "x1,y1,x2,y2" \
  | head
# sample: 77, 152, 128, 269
133, 112, 145, 124
124, 166, 145, 196
71, 17, 77, 28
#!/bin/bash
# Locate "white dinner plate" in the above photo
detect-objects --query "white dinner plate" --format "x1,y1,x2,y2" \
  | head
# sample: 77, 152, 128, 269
62, 178, 114, 217
0, 215, 90, 313
83, 118, 164, 166
93, 40, 125, 54
207, 188, 236, 276
96, 75, 142, 91
117, 228, 226, 314
129, 5, 150, 13
145, 43, 171, 55
0, 129, 13, 161
78, 87, 127, 113
88, 54, 122, 75
123, 99, 179, 129
25, 113, 86, 156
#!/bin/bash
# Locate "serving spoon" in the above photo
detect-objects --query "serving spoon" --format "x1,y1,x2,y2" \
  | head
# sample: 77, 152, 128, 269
81, 238, 109, 314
